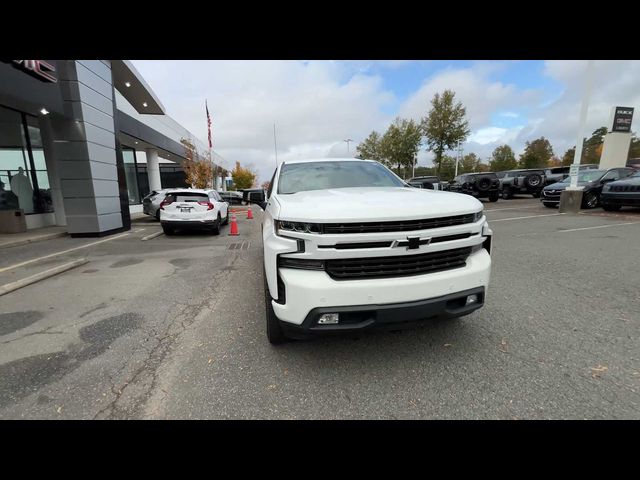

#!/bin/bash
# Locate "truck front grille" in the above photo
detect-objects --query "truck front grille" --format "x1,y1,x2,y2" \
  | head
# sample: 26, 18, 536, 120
325, 247, 472, 280
322, 213, 476, 234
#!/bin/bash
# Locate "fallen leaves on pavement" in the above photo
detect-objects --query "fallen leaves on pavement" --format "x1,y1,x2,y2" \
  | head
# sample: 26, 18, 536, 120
591, 365, 608, 378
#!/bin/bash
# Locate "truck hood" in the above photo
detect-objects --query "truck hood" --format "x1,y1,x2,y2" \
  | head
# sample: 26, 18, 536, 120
275, 187, 483, 223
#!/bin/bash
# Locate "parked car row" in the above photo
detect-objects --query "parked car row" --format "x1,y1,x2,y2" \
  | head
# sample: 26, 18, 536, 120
541, 167, 637, 209
407, 164, 640, 212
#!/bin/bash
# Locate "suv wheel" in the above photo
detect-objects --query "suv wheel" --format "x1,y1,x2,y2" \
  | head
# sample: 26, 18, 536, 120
488, 192, 499, 202
476, 176, 492, 192
162, 225, 174, 235
524, 173, 543, 189
223, 209, 230, 225
532, 191, 541, 198
582, 191, 599, 209
502, 188, 513, 199
264, 268, 287, 344
155, 210, 160, 221
211, 214, 221, 235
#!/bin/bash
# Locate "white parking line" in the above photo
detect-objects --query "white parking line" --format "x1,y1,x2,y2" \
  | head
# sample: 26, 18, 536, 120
0, 233, 130, 273
485, 205, 541, 212
490, 213, 564, 222
558, 222, 640, 233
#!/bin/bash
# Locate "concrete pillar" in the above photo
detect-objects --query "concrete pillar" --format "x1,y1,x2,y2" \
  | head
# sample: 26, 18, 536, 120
146, 148, 162, 191
54, 60, 124, 236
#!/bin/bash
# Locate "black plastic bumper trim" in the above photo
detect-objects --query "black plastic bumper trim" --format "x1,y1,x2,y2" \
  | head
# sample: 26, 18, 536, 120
279, 286, 485, 338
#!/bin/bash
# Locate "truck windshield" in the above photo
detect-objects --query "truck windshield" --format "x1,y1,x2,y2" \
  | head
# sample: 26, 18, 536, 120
277, 161, 405, 194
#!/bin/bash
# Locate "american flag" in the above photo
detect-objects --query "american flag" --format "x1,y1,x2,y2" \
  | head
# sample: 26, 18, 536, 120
206, 100, 212, 149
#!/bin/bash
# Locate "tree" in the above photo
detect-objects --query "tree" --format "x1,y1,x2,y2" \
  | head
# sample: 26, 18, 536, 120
231, 161, 257, 190
181, 138, 213, 189
562, 147, 576, 166
421, 90, 470, 175
261, 180, 271, 191
356, 131, 383, 161
459, 152, 481, 174
378, 118, 423, 177
582, 126, 607, 164
489, 145, 518, 171
519, 137, 554, 168
438, 155, 457, 181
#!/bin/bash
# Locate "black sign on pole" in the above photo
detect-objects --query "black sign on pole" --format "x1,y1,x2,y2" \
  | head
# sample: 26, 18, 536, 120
611, 106, 634, 133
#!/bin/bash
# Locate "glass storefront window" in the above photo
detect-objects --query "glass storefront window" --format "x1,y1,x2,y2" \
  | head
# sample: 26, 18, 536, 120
122, 147, 141, 205
0, 105, 53, 214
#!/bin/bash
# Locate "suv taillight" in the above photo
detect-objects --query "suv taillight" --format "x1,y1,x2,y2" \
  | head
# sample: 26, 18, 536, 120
160, 200, 173, 210
198, 201, 214, 210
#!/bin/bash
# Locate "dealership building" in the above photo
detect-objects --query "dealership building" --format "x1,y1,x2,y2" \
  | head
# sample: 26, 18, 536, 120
0, 60, 221, 236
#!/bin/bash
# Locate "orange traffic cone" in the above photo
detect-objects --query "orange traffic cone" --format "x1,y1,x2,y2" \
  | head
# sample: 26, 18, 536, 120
247, 207, 254, 220
228, 213, 239, 236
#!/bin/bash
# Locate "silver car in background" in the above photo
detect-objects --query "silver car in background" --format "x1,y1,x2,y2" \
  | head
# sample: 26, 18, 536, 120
142, 189, 170, 220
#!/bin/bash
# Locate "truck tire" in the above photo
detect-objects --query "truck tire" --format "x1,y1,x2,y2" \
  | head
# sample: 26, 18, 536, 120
502, 187, 513, 199
264, 268, 287, 345
488, 192, 499, 202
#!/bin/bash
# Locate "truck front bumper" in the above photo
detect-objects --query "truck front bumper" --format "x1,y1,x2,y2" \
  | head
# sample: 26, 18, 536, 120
272, 248, 491, 329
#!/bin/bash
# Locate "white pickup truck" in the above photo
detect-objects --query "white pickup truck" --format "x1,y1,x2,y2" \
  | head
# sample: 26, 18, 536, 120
256, 158, 493, 344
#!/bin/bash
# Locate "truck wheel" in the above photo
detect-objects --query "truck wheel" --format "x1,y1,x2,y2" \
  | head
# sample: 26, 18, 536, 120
488, 192, 499, 202
532, 191, 541, 198
602, 204, 621, 212
264, 270, 287, 345
502, 188, 513, 199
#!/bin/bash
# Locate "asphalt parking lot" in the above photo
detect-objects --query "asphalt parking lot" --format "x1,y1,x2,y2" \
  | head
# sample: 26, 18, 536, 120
1, 199, 639, 419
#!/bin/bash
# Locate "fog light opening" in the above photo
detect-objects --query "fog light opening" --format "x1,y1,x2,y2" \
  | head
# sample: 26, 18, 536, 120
318, 313, 339, 325
466, 294, 479, 306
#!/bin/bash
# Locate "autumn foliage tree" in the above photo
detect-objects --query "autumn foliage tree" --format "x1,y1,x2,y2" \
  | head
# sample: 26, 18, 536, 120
231, 162, 257, 190
181, 138, 213, 189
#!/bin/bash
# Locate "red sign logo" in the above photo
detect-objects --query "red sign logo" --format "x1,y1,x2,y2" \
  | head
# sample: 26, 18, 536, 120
13, 60, 57, 83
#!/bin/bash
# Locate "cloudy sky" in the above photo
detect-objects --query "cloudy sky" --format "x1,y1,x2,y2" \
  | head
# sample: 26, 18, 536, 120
132, 60, 640, 182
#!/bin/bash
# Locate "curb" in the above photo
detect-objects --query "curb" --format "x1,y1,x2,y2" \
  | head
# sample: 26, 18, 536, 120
0, 231, 68, 250
0, 258, 89, 297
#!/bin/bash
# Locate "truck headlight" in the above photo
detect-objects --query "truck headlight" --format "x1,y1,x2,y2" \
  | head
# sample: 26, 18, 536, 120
275, 220, 321, 234
474, 209, 484, 222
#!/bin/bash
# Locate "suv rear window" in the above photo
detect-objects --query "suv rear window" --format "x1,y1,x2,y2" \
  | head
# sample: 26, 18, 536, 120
165, 192, 209, 202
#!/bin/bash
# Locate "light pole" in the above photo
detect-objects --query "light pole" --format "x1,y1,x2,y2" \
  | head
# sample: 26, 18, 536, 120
454, 141, 463, 177
560, 60, 595, 213
344, 138, 353, 155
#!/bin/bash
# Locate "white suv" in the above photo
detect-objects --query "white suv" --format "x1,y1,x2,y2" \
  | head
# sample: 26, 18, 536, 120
258, 158, 493, 344
160, 189, 229, 235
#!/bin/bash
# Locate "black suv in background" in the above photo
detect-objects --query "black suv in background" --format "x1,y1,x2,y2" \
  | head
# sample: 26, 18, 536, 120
448, 172, 500, 202
543, 164, 599, 186
407, 176, 443, 190
499, 169, 546, 198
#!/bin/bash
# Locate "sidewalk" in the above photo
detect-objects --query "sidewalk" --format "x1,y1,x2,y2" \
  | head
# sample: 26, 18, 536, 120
0, 226, 68, 249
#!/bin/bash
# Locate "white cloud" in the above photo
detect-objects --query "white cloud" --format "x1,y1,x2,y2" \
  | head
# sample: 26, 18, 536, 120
397, 63, 541, 130
132, 60, 395, 181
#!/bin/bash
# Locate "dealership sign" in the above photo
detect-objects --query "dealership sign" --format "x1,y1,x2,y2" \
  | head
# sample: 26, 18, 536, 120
11, 60, 57, 83
612, 106, 634, 133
